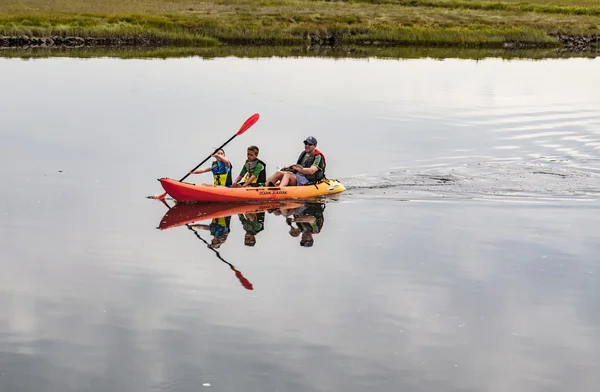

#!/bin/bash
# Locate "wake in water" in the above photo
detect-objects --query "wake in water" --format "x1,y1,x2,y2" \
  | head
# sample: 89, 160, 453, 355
340, 158, 600, 202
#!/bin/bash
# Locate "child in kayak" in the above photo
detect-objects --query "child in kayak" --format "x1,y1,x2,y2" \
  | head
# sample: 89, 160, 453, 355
190, 148, 232, 186
232, 146, 267, 187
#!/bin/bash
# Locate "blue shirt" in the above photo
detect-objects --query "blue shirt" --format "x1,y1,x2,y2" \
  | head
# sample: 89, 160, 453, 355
211, 161, 230, 175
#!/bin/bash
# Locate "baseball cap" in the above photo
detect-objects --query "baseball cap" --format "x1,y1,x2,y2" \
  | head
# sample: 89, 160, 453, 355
303, 136, 317, 145
300, 239, 314, 247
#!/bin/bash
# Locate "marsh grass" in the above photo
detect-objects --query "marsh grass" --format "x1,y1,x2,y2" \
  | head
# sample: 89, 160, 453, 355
331, 0, 600, 16
1, 0, 599, 48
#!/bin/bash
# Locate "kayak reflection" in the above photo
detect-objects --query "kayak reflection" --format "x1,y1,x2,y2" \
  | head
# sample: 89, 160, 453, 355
270, 202, 326, 247
158, 201, 295, 231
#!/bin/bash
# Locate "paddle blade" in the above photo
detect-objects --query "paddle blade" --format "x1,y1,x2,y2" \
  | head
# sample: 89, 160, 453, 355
149, 191, 167, 200
236, 113, 260, 136
233, 268, 254, 290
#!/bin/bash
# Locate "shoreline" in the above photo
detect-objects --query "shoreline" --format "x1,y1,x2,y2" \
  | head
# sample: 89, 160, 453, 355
1, 43, 598, 62
1, 33, 598, 52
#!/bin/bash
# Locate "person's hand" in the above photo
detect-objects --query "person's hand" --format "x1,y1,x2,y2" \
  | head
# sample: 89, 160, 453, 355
231, 183, 240, 188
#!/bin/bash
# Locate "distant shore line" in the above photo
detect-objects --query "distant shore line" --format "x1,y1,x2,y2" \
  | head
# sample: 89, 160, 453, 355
1, 33, 598, 52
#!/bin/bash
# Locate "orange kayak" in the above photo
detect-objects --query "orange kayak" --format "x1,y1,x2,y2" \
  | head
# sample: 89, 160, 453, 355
159, 177, 345, 203
158, 201, 303, 230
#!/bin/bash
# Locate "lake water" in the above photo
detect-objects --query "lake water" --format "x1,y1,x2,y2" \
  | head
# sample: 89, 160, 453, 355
1, 54, 599, 392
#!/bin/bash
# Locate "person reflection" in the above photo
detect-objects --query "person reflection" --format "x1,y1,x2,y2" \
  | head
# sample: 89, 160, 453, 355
238, 211, 265, 247
276, 202, 325, 247
190, 215, 231, 249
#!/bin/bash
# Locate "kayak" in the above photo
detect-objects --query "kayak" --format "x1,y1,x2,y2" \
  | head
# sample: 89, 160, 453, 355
159, 177, 345, 203
159, 201, 303, 230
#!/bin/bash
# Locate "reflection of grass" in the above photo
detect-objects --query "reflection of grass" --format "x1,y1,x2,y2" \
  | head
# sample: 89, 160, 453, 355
1, 45, 597, 61
1, 0, 599, 48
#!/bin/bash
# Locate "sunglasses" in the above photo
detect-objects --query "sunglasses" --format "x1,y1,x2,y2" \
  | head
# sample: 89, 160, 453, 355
304, 142, 314, 146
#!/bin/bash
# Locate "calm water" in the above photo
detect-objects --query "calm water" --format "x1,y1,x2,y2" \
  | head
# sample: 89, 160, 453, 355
1, 55, 600, 392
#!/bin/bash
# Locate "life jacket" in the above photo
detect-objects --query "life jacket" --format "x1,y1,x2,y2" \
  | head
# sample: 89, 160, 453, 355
211, 161, 232, 186
209, 216, 231, 237
243, 159, 267, 185
296, 149, 326, 182
294, 203, 325, 233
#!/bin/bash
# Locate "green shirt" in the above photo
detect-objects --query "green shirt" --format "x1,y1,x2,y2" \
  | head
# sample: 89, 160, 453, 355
239, 214, 264, 235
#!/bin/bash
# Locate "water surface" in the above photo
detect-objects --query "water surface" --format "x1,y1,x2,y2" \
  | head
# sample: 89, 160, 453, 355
1, 54, 599, 392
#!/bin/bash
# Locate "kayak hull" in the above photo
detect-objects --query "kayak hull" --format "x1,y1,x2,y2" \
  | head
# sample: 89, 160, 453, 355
159, 177, 345, 203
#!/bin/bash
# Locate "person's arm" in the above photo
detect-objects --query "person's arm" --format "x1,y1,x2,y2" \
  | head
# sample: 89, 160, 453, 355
190, 167, 211, 174
292, 164, 318, 175
293, 215, 317, 224
231, 175, 243, 187
242, 176, 257, 187
189, 224, 210, 230
213, 154, 231, 168
242, 162, 264, 187
232, 166, 248, 187
292, 155, 321, 175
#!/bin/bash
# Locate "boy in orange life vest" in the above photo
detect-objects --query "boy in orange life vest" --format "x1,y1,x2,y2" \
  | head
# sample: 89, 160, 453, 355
266, 136, 326, 187
232, 146, 267, 187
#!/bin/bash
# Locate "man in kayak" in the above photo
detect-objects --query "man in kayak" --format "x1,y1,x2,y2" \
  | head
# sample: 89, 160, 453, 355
232, 146, 267, 187
190, 148, 232, 186
266, 136, 326, 187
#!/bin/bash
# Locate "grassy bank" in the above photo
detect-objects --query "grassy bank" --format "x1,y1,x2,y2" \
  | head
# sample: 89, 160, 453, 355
1, 0, 599, 48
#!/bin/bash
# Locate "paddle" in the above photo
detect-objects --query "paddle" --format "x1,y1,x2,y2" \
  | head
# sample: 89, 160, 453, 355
159, 199, 254, 291
151, 113, 260, 200
186, 226, 254, 291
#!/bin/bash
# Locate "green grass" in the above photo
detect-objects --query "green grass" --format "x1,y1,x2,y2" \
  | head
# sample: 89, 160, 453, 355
331, 0, 600, 16
0, 0, 599, 48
